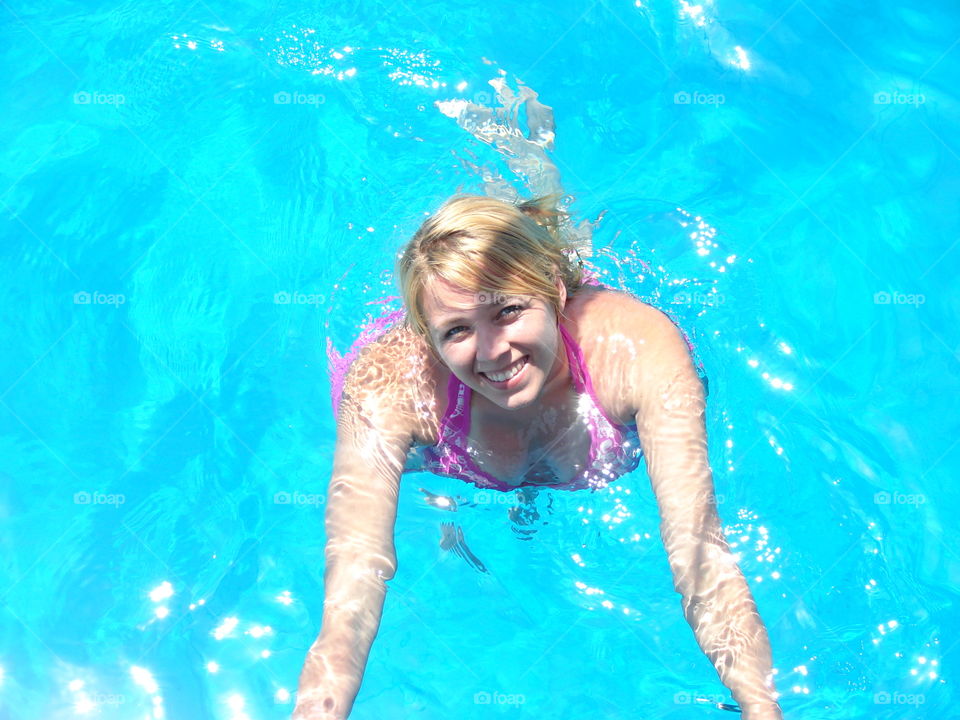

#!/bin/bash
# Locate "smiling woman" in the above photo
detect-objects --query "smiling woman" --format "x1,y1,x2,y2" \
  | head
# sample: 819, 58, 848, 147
382, 194, 644, 491
294, 194, 783, 719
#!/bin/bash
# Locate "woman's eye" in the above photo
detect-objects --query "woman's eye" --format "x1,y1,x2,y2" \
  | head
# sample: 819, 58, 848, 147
439, 305, 523, 341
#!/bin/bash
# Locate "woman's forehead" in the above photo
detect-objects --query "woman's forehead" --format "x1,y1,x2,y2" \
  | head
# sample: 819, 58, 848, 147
421, 277, 537, 319
422, 278, 486, 314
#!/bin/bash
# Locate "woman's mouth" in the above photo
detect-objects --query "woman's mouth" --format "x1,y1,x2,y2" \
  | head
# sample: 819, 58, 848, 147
480, 356, 528, 384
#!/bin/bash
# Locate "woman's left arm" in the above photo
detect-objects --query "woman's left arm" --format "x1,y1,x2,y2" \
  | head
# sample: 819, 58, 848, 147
625, 305, 783, 720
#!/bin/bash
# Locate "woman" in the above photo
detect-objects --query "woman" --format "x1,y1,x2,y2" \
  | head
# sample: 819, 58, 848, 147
294, 195, 783, 719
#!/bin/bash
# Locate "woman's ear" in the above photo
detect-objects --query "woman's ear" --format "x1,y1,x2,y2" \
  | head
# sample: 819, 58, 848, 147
555, 276, 567, 310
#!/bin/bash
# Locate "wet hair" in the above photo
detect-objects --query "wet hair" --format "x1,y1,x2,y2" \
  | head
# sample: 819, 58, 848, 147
396, 194, 584, 347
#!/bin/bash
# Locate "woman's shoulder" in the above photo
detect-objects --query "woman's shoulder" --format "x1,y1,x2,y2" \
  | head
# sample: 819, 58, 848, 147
566, 284, 678, 339
339, 323, 444, 446
565, 284, 691, 423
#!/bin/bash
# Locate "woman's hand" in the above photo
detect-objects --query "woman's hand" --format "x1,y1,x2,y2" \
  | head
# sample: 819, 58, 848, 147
292, 692, 340, 720
292, 697, 344, 719
292, 659, 347, 720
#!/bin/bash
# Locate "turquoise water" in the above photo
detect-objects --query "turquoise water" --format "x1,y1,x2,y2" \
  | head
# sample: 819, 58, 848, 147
1, 1, 959, 718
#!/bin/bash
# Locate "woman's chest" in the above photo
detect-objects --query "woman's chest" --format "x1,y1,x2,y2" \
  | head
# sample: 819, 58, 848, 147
466, 401, 597, 487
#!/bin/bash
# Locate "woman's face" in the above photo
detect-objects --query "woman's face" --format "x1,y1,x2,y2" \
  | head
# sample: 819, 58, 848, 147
421, 278, 567, 412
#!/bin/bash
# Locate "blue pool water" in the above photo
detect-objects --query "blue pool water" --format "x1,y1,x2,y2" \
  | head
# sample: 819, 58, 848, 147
1, 0, 959, 718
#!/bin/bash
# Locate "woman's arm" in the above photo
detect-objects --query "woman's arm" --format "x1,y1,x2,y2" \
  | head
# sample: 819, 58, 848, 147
293, 342, 421, 720
629, 307, 782, 720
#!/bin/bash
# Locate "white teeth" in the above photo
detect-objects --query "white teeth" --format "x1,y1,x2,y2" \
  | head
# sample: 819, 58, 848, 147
483, 357, 526, 383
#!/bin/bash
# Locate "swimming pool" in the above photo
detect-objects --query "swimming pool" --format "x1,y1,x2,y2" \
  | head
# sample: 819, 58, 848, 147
1, 0, 958, 717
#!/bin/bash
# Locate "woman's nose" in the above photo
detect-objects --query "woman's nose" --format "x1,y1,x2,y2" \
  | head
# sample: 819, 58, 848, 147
475, 325, 510, 365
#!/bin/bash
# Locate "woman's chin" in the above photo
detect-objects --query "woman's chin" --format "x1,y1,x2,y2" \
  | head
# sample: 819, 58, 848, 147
482, 384, 539, 412
492, 395, 532, 411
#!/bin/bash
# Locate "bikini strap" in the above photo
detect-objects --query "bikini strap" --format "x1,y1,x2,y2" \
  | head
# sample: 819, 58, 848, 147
557, 323, 589, 395
557, 322, 633, 433
439, 373, 471, 442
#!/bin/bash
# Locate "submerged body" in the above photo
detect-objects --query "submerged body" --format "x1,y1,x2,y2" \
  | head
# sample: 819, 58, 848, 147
294, 195, 782, 719
296, 285, 782, 719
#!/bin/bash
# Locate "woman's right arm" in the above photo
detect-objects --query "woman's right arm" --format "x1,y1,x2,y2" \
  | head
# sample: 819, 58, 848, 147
293, 343, 422, 719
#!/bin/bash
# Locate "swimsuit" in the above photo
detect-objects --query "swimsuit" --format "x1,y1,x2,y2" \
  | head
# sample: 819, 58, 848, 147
409, 323, 642, 492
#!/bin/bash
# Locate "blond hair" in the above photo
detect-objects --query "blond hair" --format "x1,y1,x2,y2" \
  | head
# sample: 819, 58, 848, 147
397, 194, 584, 346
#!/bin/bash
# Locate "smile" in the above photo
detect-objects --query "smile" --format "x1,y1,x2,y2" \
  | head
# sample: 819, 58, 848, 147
480, 356, 528, 383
